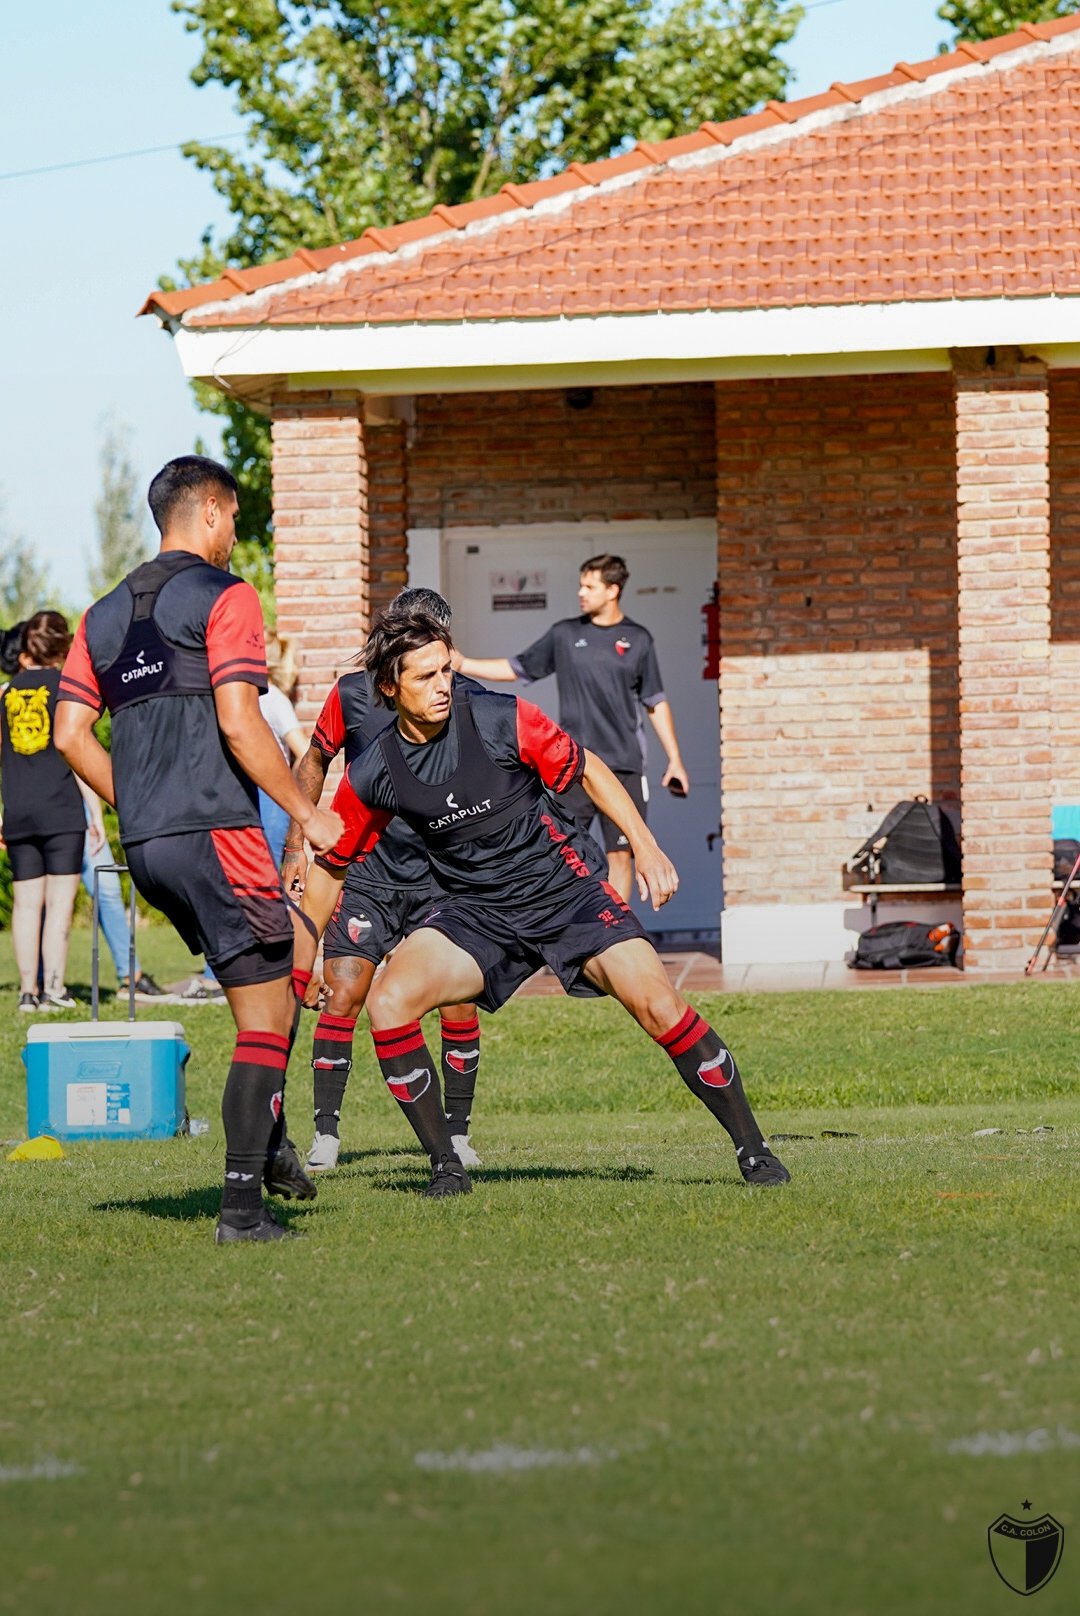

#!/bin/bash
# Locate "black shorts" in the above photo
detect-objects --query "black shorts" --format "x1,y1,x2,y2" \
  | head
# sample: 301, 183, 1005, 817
561, 771, 646, 854
126, 825, 295, 988
324, 870, 438, 965
419, 877, 648, 1012
7, 830, 84, 881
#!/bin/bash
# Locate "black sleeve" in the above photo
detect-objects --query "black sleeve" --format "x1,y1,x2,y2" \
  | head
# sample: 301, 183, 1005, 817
511, 625, 558, 685
638, 634, 665, 707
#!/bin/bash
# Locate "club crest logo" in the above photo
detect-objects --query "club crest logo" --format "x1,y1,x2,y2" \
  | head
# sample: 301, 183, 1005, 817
386, 1068, 431, 1104
270, 1089, 283, 1121
987, 1509, 1064, 1596
446, 1047, 479, 1075
697, 1050, 733, 1088
615, 638, 631, 656
347, 914, 372, 943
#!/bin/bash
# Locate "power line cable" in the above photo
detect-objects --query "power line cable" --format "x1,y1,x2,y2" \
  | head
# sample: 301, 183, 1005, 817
0, 131, 246, 183
0, 0, 915, 185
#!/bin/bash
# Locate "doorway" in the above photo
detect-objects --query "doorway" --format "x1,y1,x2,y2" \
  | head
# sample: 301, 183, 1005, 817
434, 520, 723, 939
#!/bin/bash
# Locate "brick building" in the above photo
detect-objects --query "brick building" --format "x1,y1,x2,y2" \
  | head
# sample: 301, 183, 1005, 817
143, 16, 1080, 972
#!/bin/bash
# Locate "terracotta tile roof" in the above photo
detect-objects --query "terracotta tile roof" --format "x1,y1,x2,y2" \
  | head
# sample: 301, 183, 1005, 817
142, 15, 1080, 328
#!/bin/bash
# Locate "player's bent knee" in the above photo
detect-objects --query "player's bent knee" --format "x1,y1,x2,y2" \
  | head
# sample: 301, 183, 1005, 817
366, 973, 422, 1031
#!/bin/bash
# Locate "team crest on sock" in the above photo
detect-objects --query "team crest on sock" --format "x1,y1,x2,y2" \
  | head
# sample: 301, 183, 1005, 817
697, 1050, 733, 1088
386, 1068, 432, 1104
270, 1089, 284, 1119
445, 1047, 479, 1075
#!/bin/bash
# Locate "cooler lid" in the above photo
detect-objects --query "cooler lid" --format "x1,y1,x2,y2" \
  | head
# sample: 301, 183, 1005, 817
25, 1021, 188, 1042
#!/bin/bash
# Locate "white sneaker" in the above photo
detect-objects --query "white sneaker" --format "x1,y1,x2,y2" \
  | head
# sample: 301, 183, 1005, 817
40, 990, 77, 1011
451, 1133, 482, 1169
307, 1133, 341, 1172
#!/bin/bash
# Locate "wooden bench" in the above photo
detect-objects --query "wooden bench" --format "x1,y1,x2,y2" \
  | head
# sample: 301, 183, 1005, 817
841, 866, 962, 926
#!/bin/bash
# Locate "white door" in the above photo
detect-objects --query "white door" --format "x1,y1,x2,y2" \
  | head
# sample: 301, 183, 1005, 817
437, 521, 722, 938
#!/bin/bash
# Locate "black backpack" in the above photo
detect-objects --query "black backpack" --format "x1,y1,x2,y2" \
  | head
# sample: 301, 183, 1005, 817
848, 797, 961, 886
848, 920, 960, 970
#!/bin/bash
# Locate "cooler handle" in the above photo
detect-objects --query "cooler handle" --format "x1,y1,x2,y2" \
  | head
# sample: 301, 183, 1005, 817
91, 864, 136, 1023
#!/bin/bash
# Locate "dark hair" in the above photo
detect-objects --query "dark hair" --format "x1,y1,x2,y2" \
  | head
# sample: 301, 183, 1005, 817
147, 455, 238, 535
390, 587, 452, 627
363, 609, 453, 708
581, 553, 629, 596
21, 610, 72, 666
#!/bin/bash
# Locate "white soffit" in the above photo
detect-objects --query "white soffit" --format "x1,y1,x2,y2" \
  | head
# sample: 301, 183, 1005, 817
174, 299, 1080, 393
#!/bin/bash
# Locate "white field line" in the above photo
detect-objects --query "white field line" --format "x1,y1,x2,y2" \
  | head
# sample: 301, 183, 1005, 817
415, 1443, 617, 1474
947, 1426, 1080, 1457
0, 1457, 82, 1483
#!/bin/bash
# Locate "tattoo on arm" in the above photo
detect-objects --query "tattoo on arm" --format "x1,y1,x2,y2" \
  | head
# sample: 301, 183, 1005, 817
286, 746, 330, 848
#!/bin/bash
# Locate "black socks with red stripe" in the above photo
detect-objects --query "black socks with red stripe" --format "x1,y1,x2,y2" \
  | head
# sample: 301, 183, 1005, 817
372, 1022, 458, 1163
655, 1007, 768, 1158
440, 1012, 481, 1136
221, 1030, 288, 1218
312, 1011, 357, 1139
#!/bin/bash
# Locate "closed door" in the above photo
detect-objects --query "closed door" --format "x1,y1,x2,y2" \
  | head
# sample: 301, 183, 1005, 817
441, 523, 722, 937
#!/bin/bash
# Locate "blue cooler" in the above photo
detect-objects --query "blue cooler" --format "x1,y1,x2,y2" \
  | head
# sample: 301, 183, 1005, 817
22, 1022, 190, 1141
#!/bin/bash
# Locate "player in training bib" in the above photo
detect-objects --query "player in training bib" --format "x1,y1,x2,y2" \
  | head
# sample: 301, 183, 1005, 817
301, 608, 790, 1198
282, 589, 483, 1171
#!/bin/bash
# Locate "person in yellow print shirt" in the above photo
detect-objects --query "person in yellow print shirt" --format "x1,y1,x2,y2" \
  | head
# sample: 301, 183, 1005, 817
0, 612, 95, 1011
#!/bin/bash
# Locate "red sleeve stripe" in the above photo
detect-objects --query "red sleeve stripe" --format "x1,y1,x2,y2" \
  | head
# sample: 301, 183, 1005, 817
311, 727, 338, 757
58, 675, 103, 706
316, 850, 351, 871
210, 660, 267, 687
551, 739, 582, 793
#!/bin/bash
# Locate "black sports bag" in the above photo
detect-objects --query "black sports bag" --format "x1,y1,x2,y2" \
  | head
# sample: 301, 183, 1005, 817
848, 921, 960, 970
848, 796, 961, 885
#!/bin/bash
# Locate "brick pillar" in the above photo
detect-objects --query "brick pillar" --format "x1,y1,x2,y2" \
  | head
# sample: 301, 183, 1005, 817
954, 348, 1052, 971
271, 393, 370, 731
367, 419, 409, 614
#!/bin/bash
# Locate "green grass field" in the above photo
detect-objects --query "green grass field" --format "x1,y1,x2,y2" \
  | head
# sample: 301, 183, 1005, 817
0, 928, 1077, 1615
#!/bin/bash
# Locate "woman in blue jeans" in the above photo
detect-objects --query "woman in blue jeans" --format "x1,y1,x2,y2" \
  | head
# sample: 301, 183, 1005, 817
80, 805, 165, 1000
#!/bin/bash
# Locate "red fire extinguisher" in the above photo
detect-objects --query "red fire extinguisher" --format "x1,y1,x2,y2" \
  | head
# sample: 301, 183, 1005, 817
701, 582, 720, 681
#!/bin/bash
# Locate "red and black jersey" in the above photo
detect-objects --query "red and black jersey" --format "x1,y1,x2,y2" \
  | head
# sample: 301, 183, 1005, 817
59, 550, 267, 846
310, 669, 426, 885
319, 686, 602, 909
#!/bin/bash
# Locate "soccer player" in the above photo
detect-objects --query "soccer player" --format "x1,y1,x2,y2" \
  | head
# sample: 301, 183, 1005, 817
55, 455, 344, 1244
301, 609, 789, 1197
454, 554, 689, 902
282, 588, 483, 1172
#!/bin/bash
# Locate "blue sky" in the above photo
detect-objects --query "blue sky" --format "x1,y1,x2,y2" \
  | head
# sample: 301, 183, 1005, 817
0, 0, 945, 603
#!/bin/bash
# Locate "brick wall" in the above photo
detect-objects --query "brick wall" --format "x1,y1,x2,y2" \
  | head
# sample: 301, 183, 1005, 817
407, 384, 716, 528
955, 353, 1051, 971
716, 373, 959, 906
1050, 371, 1080, 804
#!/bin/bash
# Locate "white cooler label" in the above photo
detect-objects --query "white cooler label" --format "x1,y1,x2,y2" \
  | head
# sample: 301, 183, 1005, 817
67, 1083, 107, 1126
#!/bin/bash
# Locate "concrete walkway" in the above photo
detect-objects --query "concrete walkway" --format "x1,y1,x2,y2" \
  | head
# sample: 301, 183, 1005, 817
513, 950, 1080, 997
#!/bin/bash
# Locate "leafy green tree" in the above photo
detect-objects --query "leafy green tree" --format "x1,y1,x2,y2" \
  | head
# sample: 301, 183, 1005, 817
0, 498, 57, 630
938, 0, 1077, 41
170, 0, 804, 546
89, 418, 149, 598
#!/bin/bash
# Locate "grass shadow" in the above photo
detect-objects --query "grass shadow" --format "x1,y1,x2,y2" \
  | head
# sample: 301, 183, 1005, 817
370, 1163, 655, 1193
90, 1186, 311, 1225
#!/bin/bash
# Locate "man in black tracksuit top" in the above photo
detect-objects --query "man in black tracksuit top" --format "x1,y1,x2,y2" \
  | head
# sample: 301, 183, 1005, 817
56, 455, 343, 1244
282, 589, 484, 1173
455, 553, 690, 903
301, 608, 788, 1199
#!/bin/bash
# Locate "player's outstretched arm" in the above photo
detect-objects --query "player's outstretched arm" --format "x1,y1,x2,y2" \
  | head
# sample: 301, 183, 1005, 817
281, 743, 330, 894
645, 699, 690, 795
580, 749, 679, 910
55, 702, 115, 809
214, 682, 343, 853
451, 651, 518, 681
